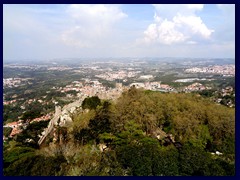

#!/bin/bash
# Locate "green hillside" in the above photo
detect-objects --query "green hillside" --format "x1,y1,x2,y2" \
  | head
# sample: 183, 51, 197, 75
4, 87, 235, 176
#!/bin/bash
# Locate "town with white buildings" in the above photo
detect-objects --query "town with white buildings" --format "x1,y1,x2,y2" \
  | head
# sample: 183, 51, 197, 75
185, 64, 235, 76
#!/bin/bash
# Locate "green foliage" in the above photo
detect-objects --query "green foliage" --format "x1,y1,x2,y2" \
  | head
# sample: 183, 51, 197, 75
22, 109, 41, 121
72, 109, 95, 130
46, 90, 66, 100
74, 101, 112, 144
3, 127, 12, 137
3, 104, 22, 124
4, 146, 36, 169
116, 141, 153, 175
115, 133, 179, 176
188, 125, 212, 149
15, 121, 49, 148
179, 143, 234, 176
110, 88, 164, 134
220, 94, 235, 106
30, 155, 66, 176
4, 153, 37, 176
152, 146, 179, 176
4, 88, 235, 176
4, 141, 66, 176
206, 106, 235, 154
98, 79, 115, 88
4, 153, 66, 176
82, 96, 101, 110
179, 144, 212, 175
88, 106, 111, 138
199, 89, 216, 97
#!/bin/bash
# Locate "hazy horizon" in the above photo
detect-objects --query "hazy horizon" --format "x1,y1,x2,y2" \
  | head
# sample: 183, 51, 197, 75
3, 57, 235, 66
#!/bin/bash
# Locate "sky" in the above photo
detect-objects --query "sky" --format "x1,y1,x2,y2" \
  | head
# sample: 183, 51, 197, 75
3, 4, 235, 60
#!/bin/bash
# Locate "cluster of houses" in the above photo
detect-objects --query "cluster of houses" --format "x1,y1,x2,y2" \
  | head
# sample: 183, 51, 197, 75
3, 114, 52, 140
3, 120, 25, 138
51, 79, 128, 101
3, 99, 17, 105
215, 86, 234, 107
221, 86, 234, 97
183, 83, 210, 92
3, 77, 32, 88
30, 114, 52, 124
185, 64, 235, 76
95, 70, 140, 81
129, 82, 176, 92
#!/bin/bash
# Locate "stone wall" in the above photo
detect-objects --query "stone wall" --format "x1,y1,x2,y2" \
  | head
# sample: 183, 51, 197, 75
38, 99, 82, 146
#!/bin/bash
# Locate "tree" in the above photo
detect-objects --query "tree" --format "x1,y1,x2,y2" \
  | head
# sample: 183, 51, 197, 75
74, 101, 112, 144
152, 146, 179, 176
15, 121, 49, 148
3, 127, 12, 137
82, 96, 101, 110
179, 144, 212, 175
4, 146, 35, 170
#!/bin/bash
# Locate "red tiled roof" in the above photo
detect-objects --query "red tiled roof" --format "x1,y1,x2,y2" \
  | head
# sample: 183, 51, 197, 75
6, 121, 18, 126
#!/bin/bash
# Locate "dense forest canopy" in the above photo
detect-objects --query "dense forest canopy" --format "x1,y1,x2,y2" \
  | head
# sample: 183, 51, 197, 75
4, 87, 235, 176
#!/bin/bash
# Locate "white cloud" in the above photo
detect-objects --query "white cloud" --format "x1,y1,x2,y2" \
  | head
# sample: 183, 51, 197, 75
144, 19, 187, 45
173, 14, 213, 38
142, 4, 214, 45
68, 4, 126, 23
61, 4, 127, 47
186, 4, 204, 11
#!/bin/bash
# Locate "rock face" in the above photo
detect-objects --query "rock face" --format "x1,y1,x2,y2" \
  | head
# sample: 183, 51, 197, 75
58, 109, 72, 127
38, 100, 81, 146
152, 128, 167, 140
99, 143, 108, 152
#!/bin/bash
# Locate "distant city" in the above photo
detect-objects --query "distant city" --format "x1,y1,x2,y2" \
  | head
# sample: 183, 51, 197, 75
3, 58, 235, 136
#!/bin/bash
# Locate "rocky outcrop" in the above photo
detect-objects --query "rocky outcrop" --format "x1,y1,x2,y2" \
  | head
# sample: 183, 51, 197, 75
38, 99, 83, 146
152, 128, 167, 140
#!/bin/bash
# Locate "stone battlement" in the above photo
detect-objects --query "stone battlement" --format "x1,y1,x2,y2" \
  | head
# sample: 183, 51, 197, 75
38, 100, 82, 146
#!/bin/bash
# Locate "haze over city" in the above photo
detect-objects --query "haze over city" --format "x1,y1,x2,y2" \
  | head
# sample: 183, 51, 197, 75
3, 4, 235, 61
